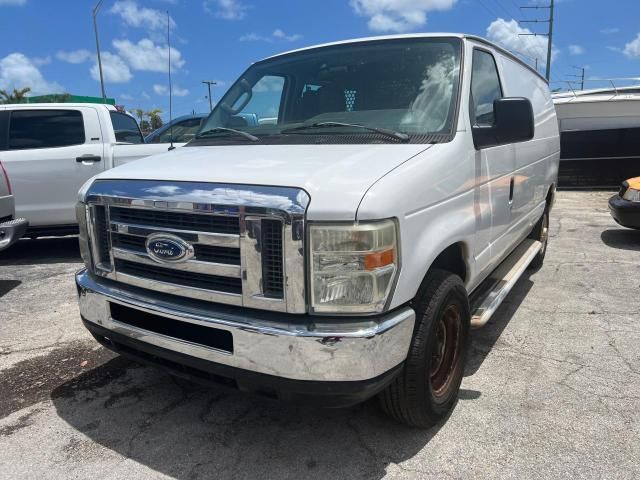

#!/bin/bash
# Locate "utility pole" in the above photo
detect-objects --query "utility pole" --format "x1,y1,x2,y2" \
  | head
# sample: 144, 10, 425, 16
202, 81, 217, 111
569, 66, 586, 90
92, 0, 106, 103
519, 0, 555, 82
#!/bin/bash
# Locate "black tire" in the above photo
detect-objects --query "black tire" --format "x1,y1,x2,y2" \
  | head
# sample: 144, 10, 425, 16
528, 210, 549, 270
379, 269, 470, 428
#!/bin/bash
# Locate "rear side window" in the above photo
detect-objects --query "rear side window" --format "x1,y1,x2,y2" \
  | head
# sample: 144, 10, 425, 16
110, 111, 143, 144
155, 118, 202, 143
470, 50, 503, 126
8, 110, 85, 150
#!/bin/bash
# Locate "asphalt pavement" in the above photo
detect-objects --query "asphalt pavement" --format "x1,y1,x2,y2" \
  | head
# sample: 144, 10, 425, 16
0, 191, 639, 479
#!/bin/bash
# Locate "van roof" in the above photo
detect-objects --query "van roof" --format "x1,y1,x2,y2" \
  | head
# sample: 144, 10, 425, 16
260, 33, 547, 83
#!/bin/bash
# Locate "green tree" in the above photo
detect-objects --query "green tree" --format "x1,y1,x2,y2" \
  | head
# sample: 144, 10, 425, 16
0, 87, 31, 104
146, 108, 163, 130
133, 108, 145, 124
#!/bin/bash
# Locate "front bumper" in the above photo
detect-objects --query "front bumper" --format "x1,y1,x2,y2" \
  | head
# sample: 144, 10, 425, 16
0, 217, 28, 251
76, 270, 415, 404
609, 195, 640, 230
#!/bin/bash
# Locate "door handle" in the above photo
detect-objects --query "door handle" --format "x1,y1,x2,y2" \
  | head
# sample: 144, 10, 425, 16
76, 155, 102, 163
508, 176, 515, 205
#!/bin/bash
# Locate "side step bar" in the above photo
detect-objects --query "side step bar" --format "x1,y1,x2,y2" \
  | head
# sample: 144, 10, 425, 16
470, 239, 542, 329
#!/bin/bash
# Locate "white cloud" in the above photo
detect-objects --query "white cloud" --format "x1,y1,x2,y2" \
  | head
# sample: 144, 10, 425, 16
31, 56, 51, 66
0, 0, 26, 5
113, 38, 184, 72
568, 44, 585, 55
204, 0, 247, 20
0, 52, 63, 94
272, 29, 302, 42
487, 18, 558, 66
240, 29, 302, 42
90, 52, 132, 84
110, 0, 175, 30
56, 49, 93, 64
153, 83, 189, 96
350, 0, 457, 33
601, 27, 620, 35
623, 34, 640, 59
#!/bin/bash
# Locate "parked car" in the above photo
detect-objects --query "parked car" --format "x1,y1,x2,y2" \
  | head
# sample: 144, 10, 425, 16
0, 160, 28, 251
145, 113, 207, 144
75, 34, 559, 427
609, 176, 640, 229
0, 103, 183, 238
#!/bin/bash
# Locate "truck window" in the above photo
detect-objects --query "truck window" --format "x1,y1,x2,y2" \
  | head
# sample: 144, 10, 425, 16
110, 111, 144, 144
197, 37, 462, 145
8, 110, 85, 150
156, 118, 202, 143
470, 49, 503, 126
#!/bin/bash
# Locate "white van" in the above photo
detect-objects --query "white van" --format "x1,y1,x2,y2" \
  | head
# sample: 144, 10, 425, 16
75, 34, 559, 427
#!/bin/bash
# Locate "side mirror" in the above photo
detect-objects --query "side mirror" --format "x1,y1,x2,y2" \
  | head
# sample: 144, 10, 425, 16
472, 97, 534, 150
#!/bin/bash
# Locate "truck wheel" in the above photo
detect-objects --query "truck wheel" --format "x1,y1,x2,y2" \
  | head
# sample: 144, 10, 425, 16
379, 270, 469, 428
528, 211, 549, 270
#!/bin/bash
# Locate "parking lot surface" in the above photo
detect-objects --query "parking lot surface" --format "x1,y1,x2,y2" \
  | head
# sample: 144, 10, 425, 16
1, 191, 639, 479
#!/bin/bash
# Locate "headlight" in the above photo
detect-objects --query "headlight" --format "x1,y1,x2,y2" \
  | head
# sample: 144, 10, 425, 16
309, 220, 399, 314
622, 188, 640, 202
76, 202, 93, 269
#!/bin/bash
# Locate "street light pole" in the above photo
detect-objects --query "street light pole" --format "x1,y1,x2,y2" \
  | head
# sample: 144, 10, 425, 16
202, 80, 217, 111
93, 0, 106, 103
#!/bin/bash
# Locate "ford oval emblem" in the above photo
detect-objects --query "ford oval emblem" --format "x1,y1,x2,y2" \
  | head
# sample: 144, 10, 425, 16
145, 233, 194, 264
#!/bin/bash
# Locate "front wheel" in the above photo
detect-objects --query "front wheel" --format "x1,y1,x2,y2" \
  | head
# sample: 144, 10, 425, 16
379, 270, 470, 428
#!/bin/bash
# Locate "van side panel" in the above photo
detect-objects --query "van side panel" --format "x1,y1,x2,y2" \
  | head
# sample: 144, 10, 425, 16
496, 54, 560, 246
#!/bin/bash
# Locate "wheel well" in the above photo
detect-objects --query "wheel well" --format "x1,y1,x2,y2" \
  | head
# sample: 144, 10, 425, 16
429, 243, 467, 283
545, 183, 556, 212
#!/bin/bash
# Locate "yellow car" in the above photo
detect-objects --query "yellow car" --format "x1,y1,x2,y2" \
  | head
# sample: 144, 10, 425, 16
609, 177, 640, 230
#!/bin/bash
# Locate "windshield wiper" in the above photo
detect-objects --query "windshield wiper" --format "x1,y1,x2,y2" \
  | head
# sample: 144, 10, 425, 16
280, 122, 409, 142
196, 127, 259, 142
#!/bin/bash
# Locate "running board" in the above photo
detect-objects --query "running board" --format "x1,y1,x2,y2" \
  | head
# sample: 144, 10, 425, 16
470, 239, 542, 329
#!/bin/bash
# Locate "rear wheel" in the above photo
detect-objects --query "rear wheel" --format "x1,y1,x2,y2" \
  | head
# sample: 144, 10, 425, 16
528, 210, 549, 270
379, 270, 470, 428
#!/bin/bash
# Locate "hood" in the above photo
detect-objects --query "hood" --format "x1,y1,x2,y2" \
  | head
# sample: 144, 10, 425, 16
96, 144, 431, 220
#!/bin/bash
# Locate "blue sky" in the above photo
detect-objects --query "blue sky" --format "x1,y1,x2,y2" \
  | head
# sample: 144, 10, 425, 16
1, 0, 639, 119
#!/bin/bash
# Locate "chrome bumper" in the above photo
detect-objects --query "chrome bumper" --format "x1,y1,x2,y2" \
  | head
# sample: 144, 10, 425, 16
0, 217, 28, 251
76, 269, 415, 382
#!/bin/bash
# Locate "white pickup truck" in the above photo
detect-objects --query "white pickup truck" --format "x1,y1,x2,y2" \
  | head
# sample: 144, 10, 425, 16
75, 34, 559, 427
0, 103, 178, 237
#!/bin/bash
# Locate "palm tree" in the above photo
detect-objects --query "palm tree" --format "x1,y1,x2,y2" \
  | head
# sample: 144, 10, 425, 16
0, 87, 31, 104
146, 108, 163, 130
133, 108, 145, 124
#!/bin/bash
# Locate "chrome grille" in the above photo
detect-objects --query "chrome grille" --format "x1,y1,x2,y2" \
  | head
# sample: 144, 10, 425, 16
83, 180, 309, 313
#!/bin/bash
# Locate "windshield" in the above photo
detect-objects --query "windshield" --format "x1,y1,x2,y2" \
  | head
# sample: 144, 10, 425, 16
193, 37, 462, 145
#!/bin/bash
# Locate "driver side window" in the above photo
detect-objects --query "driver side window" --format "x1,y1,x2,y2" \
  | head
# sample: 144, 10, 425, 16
470, 50, 503, 126
230, 75, 285, 127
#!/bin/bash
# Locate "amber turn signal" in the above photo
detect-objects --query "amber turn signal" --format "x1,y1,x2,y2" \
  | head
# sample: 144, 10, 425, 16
364, 248, 395, 270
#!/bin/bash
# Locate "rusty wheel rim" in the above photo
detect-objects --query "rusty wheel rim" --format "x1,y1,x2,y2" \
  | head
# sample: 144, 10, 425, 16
429, 304, 463, 401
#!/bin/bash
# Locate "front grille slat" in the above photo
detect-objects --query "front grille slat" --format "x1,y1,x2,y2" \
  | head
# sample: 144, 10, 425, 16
93, 205, 111, 267
261, 219, 284, 299
110, 207, 240, 234
115, 259, 242, 295
111, 233, 241, 265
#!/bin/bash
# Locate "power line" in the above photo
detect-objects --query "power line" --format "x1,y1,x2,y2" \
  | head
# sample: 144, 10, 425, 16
518, 0, 555, 81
